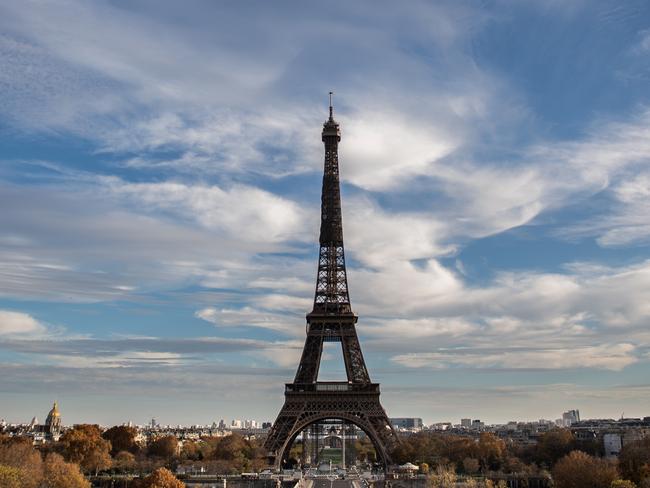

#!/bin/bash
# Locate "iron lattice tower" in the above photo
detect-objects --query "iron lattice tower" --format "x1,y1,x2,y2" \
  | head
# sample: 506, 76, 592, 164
264, 96, 399, 469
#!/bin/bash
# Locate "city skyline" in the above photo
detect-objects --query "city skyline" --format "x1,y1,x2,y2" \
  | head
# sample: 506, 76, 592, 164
2, 0, 650, 425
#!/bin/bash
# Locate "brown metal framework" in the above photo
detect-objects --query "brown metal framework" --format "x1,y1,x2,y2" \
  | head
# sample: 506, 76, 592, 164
264, 97, 399, 469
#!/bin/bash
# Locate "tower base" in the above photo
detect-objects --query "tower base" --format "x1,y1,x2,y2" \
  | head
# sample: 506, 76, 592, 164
264, 382, 398, 470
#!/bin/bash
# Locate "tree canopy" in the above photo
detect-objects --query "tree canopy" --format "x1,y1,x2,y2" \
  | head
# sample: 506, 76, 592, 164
552, 450, 618, 488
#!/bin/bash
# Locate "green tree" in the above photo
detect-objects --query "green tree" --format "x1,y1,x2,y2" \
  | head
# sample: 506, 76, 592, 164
552, 450, 618, 488
43, 453, 90, 488
103, 425, 139, 455
60, 424, 112, 474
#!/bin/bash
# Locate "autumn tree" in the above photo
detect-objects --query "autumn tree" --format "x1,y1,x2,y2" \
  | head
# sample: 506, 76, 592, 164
103, 425, 139, 455
535, 429, 575, 467
428, 466, 456, 488
60, 424, 112, 474
0, 437, 43, 488
148, 435, 178, 460
611, 481, 637, 488
180, 440, 202, 461
552, 450, 618, 488
132, 467, 185, 488
619, 438, 650, 484
463, 457, 480, 474
208, 433, 265, 473
43, 453, 91, 488
477, 433, 506, 471
113, 451, 137, 472
354, 438, 376, 463
0, 465, 22, 488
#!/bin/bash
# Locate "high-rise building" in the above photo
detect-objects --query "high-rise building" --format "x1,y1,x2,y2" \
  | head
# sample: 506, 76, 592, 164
390, 418, 423, 430
471, 419, 484, 430
562, 410, 580, 426
461, 418, 472, 428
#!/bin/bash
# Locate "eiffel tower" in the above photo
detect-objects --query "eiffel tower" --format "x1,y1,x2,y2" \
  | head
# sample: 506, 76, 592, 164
264, 95, 399, 469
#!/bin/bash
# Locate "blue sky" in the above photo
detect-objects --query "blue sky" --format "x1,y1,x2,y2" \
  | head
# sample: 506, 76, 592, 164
1, 0, 650, 426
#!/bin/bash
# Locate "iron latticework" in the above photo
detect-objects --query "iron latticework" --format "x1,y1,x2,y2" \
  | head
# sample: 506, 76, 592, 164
264, 96, 399, 469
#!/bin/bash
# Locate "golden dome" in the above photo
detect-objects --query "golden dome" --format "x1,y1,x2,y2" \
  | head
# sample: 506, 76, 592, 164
46, 402, 60, 426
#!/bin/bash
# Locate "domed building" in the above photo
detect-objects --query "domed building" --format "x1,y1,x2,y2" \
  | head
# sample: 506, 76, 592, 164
44, 402, 62, 440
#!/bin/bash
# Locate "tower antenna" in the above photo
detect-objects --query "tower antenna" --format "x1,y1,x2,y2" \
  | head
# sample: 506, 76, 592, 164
329, 91, 333, 119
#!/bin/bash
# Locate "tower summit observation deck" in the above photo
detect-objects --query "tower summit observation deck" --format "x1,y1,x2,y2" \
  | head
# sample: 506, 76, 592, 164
264, 94, 399, 470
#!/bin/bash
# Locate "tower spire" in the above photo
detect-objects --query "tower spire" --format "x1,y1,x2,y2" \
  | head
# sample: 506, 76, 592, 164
313, 94, 349, 315
329, 91, 333, 120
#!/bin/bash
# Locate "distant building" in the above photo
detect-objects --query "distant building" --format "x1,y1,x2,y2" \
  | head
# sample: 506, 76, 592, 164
25, 402, 63, 443
390, 418, 423, 430
461, 418, 472, 428
44, 402, 62, 439
603, 433, 622, 458
562, 410, 580, 426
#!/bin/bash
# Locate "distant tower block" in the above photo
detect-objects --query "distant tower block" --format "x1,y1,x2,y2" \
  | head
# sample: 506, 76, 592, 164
264, 96, 399, 470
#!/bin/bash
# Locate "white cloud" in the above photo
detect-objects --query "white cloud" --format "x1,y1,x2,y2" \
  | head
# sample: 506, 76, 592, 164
392, 343, 637, 371
341, 110, 459, 191
0, 310, 46, 336
195, 306, 300, 335
345, 198, 454, 267
103, 178, 312, 244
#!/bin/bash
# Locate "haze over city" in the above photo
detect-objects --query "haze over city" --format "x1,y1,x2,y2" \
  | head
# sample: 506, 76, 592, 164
2, 0, 650, 427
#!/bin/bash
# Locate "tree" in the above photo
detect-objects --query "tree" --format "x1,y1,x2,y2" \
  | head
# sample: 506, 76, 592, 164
536, 429, 576, 467
43, 453, 90, 488
148, 435, 178, 460
463, 457, 480, 474
60, 424, 112, 474
552, 450, 618, 488
0, 465, 22, 488
0, 437, 43, 488
208, 433, 265, 473
180, 441, 202, 461
619, 438, 650, 484
611, 481, 637, 488
428, 466, 457, 488
477, 433, 506, 471
133, 467, 185, 488
114, 451, 137, 472
103, 425, 139, 455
